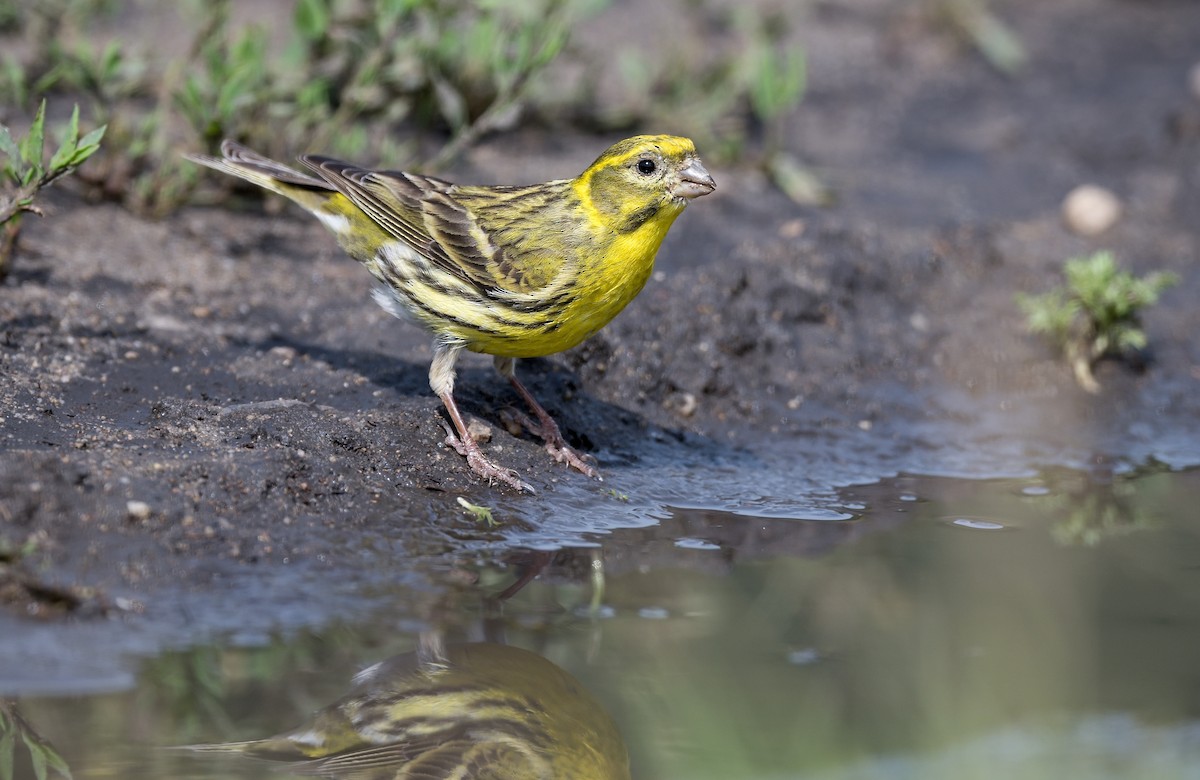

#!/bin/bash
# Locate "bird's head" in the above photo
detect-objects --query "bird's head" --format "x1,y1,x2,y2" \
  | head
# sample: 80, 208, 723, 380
576, 135, 715, 234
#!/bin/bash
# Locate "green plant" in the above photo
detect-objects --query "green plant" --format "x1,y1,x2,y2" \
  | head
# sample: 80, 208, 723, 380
0, 100, 105, 279
739, 10, 829, 207
174, 5, 271, 150
1, 0, 608, 214
1048, 478, 1151, 547
1017, 250, 1178, 393
0, 1, 821, 215
590, 2, 819, 204
457, 497, 497, 527
936, 0, 1027, 75
0, 6, 179, 212
0, 0, 126, 106
0, 700, 73, 780
170, 0, 603, 206
174, 0, 593, 164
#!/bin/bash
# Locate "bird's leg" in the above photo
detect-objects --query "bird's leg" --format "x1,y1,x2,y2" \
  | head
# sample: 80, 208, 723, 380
432, 342, 534, 493
494, 357, 600, 480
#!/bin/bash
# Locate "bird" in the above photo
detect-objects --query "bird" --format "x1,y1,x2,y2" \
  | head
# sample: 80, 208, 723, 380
186, 136, 715, 492
182, 640, 632, 780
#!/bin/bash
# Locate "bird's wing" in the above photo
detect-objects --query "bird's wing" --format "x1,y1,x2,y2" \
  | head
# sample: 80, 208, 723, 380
287, 737, 546, 780
300, 157, 541, 295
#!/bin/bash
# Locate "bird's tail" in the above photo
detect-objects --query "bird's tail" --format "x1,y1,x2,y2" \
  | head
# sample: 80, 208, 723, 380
184, 140, 334, 213
168, 734, 326, 762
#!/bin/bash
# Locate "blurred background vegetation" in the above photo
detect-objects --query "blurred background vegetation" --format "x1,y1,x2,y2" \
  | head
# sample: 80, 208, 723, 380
0, 0, 815, 217
11, 0, 1175, 385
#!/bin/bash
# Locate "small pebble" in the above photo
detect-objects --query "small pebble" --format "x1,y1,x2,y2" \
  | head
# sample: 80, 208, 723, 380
778, 218, 806, 239
466, 418, 493, 443
126, 500, 152, 521
1062, 184, 1122, 236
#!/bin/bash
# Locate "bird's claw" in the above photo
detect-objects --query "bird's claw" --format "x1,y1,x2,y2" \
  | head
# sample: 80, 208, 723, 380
546, 442, 601, 480
442, 424, 535, 494
505, 409, 601, 480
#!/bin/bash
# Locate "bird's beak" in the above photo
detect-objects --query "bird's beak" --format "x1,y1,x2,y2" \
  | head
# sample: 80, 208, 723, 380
673, 159, 716, 199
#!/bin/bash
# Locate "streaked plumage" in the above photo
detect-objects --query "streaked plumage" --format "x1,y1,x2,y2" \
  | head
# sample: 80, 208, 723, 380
186, 136, 714, 491
185, 642, 631, 780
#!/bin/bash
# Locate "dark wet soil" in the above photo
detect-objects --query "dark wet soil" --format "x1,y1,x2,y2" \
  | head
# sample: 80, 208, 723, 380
1, 0, 1199, 682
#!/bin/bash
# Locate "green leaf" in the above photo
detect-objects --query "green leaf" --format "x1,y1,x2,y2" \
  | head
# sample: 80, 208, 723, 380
1145, 271, 1179, 297
1, 55, 29, 106
40, 745, 71, 780
294, 0, 331, 41
20, 165, 42, 187
766, 151, 832, 207
19, 99, 46, 169
48, 143, 74, 174
64, 104, 81, 146
531, 25, 568, 69
48, 105, 83, 172
1119, 328, 1147, 351
73, 124, 106, 160
0, 125, 18, 163
99, 42, 122, 83
751, 46, 806, 121
457, 496, 496, 527
967, 8, 1027, 75
24, 736, 46, 780
0, 729, 15, 780
432, 77, 467, 130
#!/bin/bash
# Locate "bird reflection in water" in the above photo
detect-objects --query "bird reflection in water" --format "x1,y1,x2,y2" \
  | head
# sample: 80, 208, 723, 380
188, 632, 630, 779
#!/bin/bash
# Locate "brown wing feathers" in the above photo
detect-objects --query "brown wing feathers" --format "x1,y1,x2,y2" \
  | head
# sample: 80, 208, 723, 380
301, 156, 504, 291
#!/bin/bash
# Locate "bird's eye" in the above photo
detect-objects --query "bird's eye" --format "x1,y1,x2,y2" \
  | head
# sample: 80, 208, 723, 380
636, 158, 656, 175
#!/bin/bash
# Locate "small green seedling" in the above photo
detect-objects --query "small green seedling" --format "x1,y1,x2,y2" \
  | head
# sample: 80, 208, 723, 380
0, 100, 105, 278
1017, 250, 1177, 393
939, 0, 1028, 75
457, 496, 497, 528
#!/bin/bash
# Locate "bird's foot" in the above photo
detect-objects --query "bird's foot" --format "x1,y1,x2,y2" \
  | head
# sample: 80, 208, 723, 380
443, 425, 535, 494
504, 408, 601, 480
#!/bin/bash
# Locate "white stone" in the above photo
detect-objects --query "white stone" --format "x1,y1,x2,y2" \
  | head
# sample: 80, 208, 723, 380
1062, 185, 1122, 236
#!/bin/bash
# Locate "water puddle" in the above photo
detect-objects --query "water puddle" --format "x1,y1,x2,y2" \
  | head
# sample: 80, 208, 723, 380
4, 466, 1199, 778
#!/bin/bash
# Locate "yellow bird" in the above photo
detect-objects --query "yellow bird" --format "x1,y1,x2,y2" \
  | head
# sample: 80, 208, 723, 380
187, 136, 715, 492
185, 642, 632, 780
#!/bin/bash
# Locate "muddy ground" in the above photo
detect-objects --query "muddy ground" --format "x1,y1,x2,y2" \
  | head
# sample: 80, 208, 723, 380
2, 0, 1199, 686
